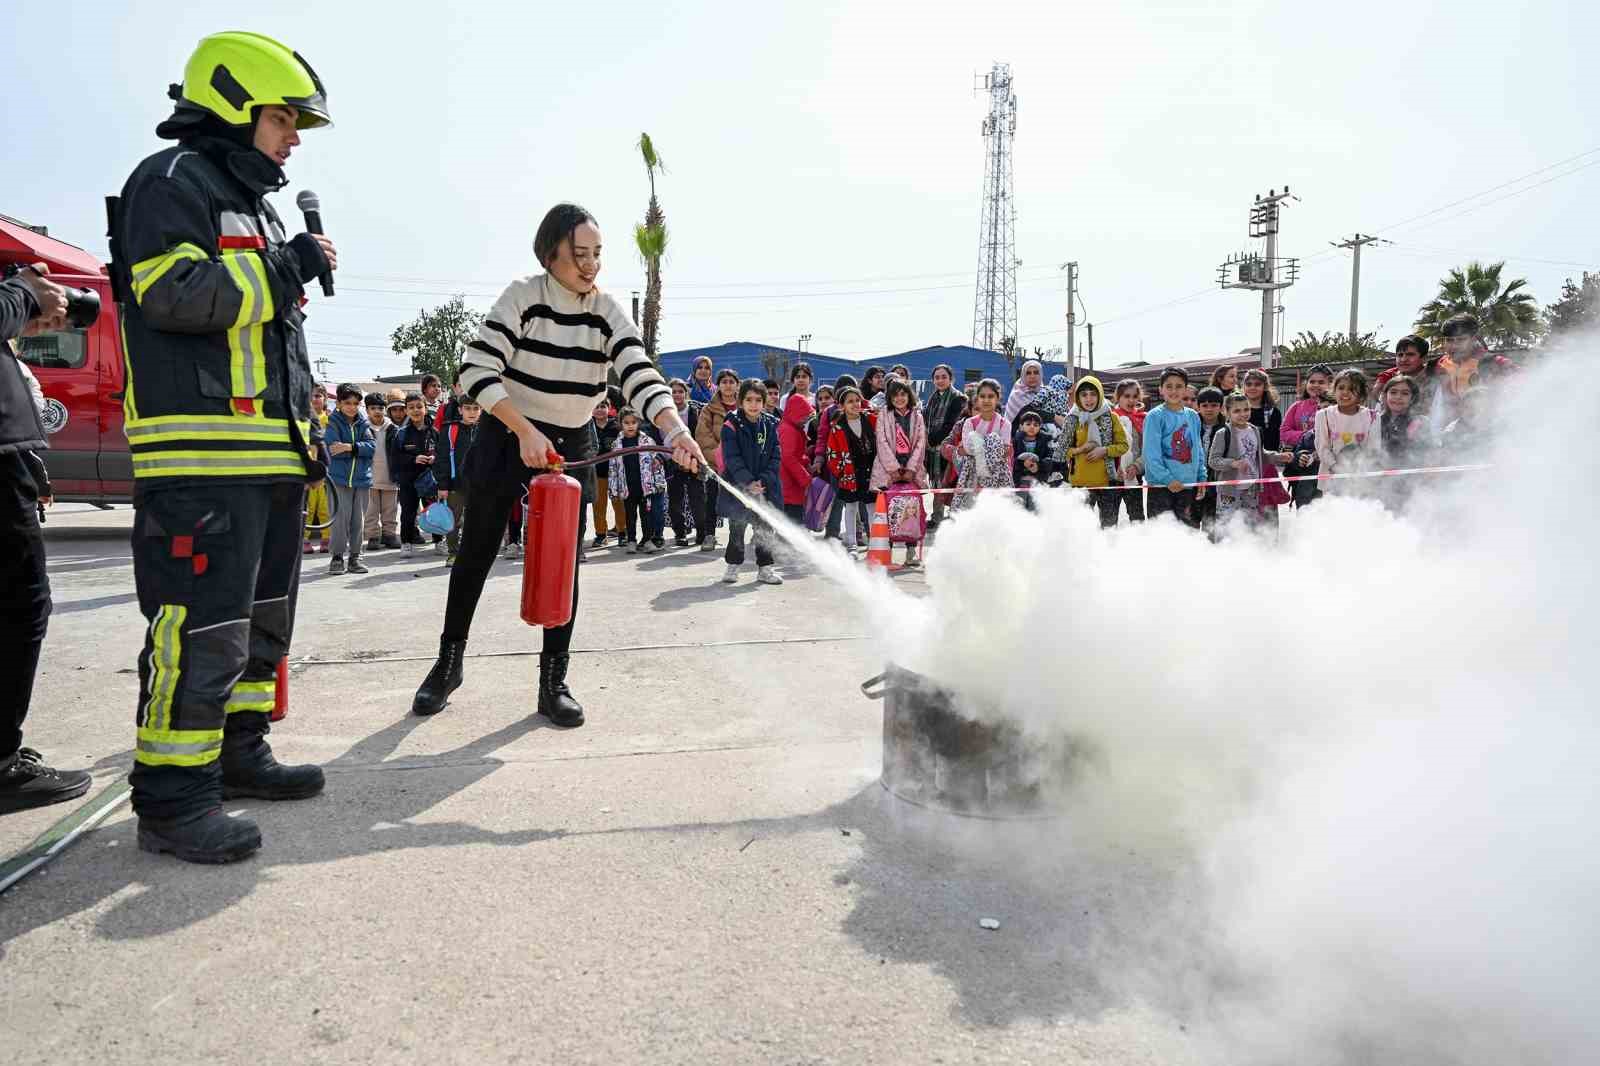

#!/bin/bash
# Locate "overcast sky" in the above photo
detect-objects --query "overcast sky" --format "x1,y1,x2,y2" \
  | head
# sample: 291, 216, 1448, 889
5, 1, 1596, 382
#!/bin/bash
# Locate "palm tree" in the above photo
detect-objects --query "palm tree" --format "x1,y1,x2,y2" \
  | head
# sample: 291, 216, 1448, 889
1415, 261, 1541, 347
633, 133, 668, 362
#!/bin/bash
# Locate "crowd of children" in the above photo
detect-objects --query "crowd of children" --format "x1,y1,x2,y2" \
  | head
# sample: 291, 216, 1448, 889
302, 313, 1507, 581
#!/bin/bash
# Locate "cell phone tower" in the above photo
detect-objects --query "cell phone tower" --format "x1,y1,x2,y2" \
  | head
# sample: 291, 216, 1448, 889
972, 63, 1018, 354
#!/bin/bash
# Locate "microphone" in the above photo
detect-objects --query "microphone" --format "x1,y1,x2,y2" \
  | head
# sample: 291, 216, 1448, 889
295, 189, 335, 297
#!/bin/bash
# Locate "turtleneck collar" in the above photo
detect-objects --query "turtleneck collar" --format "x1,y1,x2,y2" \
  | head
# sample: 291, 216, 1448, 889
184, 134, 288, 196
543, 272, 597, 313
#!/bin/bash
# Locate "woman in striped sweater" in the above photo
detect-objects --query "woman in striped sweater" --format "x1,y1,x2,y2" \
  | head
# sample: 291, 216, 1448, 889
411, 204, 705, 725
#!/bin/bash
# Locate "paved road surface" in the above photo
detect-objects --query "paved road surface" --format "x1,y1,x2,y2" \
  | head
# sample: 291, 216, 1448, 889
1, 506, 1198, 1065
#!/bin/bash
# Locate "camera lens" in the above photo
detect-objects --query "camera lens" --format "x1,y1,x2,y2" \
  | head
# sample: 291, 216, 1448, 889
65, 287, 101, 330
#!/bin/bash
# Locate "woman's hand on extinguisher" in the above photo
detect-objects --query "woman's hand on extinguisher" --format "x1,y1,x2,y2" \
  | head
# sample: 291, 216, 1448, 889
513, 422, 555, 470
669, 432, 706, 475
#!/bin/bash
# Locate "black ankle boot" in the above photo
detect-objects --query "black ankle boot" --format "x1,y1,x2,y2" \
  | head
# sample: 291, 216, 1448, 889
220, 712, 325, 801
138, 807, 262, 864
413, 637, 466, 716
537, 653, 584, 727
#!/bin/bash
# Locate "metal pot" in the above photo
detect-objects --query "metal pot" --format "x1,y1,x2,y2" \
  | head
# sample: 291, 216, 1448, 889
862, 665, 1077, 818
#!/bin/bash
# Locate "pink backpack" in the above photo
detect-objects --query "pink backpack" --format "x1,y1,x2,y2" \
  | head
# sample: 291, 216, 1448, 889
884, 482, 926, 544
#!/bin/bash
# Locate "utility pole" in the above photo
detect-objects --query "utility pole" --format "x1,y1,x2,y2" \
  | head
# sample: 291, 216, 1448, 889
971, 63, 1018, 353
797, 333, 811, 356
631, 291, 641, 325
313, 356, 333, 381
1062, 261, 1078, 381
1086, 322, 1094, 372
1216, 187, 1299, 368
1330, 233, 1385, 347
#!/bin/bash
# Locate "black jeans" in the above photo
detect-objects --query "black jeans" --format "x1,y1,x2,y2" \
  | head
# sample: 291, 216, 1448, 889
667, 473, 704, 541
1147, 486, 1200, 527
624, 493, 663, 543
701, 480, 720, 541
440, 418, 590, 657
1086, 489, 1121, 529
1113, 482, 1145, 522
0, 454, 49, 762
725, 517, 774, 567
399, 478, 431, 545
129, 481, 305, 820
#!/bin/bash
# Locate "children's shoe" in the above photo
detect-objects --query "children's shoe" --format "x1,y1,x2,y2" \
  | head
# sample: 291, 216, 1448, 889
433, 540, 446, 555
626, 540, 640, 554
365, 537, 381, 552
302, 541, 317, 555
757, 565, 784, 586
699, 538, 717, 553
347, 557, 370, 575
401, 542, 415, 557
512, 542, 523, 559
381, 534, 402, 549
328, 555, 346, 576
318, 541, 330, 554
652, 537, 666, 550
502, 542, 517, 559
721, 563, 739, 584
639, 540, 660, 555
590, 534, 607, 549
674, 536, 690, 549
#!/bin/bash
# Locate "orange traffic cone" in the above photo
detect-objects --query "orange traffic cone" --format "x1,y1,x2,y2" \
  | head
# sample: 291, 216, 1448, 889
867, 492, 893, 571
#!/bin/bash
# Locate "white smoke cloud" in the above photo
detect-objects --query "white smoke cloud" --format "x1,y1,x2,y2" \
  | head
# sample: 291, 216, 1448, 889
747, 350, 1599, 1063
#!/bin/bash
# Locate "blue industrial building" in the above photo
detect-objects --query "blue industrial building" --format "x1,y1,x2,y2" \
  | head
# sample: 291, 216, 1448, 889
656, 342, 1061, 398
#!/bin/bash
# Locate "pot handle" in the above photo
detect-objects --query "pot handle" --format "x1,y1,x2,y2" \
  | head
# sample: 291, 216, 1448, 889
860, 672, 887, 700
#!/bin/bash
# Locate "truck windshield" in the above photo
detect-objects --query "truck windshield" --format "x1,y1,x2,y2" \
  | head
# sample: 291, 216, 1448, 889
15, 328, 87, 369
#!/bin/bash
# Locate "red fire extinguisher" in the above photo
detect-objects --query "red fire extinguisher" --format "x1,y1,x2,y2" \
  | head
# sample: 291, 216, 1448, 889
520, 443, 698, 628
521, 451, 583, 627
270, 655, 289, 721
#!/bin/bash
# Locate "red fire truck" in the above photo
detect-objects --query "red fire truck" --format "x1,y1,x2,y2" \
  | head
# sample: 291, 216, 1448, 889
1, 213, 130, 504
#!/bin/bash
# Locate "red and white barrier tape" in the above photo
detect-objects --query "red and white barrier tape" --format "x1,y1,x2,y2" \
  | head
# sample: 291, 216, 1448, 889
902, 463, 1493, 496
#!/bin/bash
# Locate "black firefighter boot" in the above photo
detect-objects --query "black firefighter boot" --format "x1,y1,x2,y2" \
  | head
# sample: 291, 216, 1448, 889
220, 711, 326, 801
537, 653, 585, 728
412, 638, 465, 716
138, 806, 263, 864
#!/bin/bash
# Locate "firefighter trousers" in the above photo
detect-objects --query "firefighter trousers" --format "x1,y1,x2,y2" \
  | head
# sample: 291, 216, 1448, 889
129, 481, 305, 821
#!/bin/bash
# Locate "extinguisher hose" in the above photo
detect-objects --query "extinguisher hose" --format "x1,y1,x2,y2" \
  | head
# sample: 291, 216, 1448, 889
555, 444, 716, 482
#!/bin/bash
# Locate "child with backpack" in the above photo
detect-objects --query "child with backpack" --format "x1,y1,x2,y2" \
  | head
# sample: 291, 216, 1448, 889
438, 396, 483, 565
1194, 386, 1226, 533
1208, 392, 1264, 536
1280, 364, 1332, 509
825, 386, 878, 549
871, 378, 929, 565
390, 392, 440, 556
1242, 368, 1293, 525
608, 407, 669, 554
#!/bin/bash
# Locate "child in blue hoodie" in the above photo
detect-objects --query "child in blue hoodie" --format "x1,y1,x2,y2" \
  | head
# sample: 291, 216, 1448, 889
324, 383, 376, 574
1140, 367, 1207, 527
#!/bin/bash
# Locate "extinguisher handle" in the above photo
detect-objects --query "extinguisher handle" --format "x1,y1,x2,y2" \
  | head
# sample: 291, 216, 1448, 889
545, 449, 562, 467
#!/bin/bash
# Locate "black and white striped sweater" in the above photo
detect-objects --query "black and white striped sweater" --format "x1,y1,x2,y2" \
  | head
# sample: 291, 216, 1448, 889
459, 274, 672, 430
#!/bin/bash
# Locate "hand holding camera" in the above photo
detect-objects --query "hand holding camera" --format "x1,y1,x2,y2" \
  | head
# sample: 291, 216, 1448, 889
5, 262, 101, 333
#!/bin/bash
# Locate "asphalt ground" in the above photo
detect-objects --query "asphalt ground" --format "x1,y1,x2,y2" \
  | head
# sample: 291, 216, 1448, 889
1, 504, 1200, 1065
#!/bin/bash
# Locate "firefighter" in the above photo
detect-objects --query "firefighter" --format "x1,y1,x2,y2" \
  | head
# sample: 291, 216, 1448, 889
108, 32, 338, 863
